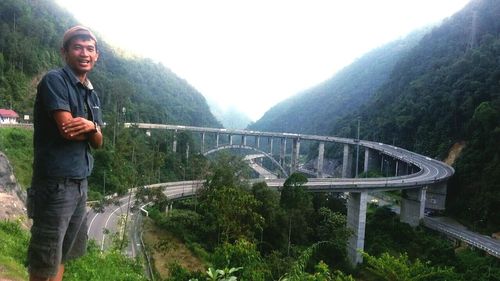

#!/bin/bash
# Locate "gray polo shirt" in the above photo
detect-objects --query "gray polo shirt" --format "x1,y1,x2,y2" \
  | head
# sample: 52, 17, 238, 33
33, 65, 103, 179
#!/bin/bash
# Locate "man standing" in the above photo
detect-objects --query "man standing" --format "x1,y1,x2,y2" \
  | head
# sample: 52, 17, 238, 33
27, 25, 103, 281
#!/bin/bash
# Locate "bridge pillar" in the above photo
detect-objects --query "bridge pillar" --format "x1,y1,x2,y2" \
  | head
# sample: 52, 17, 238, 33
400, 187, 426, 227
256, 136, 260, 149
396, 160, 408, 176
363, 148, 380, 174
173, 130, 177, 152
269, 137, 273, 155
425, 183, 447, 210
242, 135, 247, 146
291, 138, 300, 173
201, 132, 205, 153
280, 138, 286, 168
229, 134, 233, 145
216, 133, 220, 147
342, 144, 353, 178
317, 142, 325, 178
347, 192, 368, 265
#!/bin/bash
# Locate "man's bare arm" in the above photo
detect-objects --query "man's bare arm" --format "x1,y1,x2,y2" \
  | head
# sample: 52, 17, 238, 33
53, 110, 103, 148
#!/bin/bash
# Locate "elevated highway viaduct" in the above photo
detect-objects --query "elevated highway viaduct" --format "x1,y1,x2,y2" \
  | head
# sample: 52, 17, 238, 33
124, 123, 455, 264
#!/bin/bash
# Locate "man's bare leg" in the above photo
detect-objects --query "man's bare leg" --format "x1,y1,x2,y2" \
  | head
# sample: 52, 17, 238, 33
29, 264, 64, 281
50, 264, 64, 281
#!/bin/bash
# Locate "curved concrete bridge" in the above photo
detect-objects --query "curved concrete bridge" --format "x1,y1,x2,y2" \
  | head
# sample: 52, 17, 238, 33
124, 122, 454, 264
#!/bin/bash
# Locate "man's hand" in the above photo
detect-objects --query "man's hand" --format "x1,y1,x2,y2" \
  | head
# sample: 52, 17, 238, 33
53, 110, 103, 148
62, 117, 94, 137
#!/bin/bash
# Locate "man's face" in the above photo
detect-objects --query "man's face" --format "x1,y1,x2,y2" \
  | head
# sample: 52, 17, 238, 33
63, 38, 99, 80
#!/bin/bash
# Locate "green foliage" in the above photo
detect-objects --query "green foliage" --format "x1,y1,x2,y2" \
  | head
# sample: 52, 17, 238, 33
365, 207, 456, 266
0, 220, 30, 280
280, 173, 314, 248
167, 262, 204, 281
311, 208, 351, 270
0, 128, 33, 188
191, 266, 242, 281
196, 154, 264, 245
64, 241, 147, 281
152, 208, 202, 243
454, 249, 500, 281
281, 243, 355, 281
362, 252, 461, 281
211, 239, 271, 281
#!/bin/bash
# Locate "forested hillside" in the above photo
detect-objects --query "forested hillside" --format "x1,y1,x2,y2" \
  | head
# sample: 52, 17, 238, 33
248, 29, 427, 134
252, 0, 499, 232
0, 0, 220, 127
0, 0, 221, 198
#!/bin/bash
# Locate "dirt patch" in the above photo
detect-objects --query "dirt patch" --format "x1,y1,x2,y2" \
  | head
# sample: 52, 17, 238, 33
443, 141, 466, 166
142, 218, 205, 279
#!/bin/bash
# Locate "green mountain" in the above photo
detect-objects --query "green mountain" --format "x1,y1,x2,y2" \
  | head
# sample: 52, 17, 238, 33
248, 29, 427, 134
251, 0, 500, 232
0, 0, 221, 128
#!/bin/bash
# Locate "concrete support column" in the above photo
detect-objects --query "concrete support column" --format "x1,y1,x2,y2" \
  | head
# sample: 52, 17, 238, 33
400, 187, 426, 227
347, 192, 368, 265
380, 155, 384, 172
229, 134, 233, 145
364, 148, 381, 174
173, 130, 177, 153
291, 138, 300, 173
425, 183, 447, 210
166, 203, 173, 214
342, 144, 353, 178
396, 160, 407, 176
201, 132, 205, 153
317, 142, 325, 178
256, 136, 260, 149
242, 135, 247, 146
216, 133, 220, 147
364, 149, 370, 174
280, 138, 286, 167
269, 138, 273, 155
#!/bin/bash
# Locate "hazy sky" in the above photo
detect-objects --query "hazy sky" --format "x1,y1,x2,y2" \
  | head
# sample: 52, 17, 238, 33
56, 0, 469, 121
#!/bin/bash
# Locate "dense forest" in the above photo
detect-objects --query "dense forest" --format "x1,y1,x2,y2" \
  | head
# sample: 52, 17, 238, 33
251, 0, 500, 232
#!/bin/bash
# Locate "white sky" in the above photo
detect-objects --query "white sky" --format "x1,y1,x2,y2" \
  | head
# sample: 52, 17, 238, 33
56, 0, 469, 121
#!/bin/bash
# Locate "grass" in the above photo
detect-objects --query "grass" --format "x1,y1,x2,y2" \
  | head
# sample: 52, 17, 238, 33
0, 220, 30, 281
0, 128, 33, 189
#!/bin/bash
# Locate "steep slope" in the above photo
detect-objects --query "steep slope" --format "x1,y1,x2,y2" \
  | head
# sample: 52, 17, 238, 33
0, 0, 221, 128
248, 29, 427, 134
332, 0, 499, 231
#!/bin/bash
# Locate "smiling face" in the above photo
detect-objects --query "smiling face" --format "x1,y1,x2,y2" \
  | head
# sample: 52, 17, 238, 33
62, 37, 99, 82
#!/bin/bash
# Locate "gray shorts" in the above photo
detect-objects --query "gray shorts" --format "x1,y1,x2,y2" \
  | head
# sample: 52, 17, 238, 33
27, 177, 88, 278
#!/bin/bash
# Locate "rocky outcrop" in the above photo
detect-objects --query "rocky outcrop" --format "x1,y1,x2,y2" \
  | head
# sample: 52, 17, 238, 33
0, 152, 29, 227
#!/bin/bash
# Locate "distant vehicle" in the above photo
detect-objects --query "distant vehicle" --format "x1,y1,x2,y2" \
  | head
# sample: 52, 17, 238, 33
424, 209, 441, 217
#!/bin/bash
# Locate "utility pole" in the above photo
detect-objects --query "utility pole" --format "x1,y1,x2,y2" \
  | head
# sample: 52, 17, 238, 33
355, 117, 360, 178
103, 171, 106, 196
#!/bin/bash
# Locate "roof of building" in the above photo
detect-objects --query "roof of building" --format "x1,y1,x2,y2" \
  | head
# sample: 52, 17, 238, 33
0, 109, 19, 118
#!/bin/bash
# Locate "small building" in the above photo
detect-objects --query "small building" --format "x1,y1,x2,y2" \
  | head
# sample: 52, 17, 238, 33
0, 109, 19, 124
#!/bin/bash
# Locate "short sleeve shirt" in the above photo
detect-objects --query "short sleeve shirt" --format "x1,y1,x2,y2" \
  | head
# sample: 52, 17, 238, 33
33, 65, 103, 179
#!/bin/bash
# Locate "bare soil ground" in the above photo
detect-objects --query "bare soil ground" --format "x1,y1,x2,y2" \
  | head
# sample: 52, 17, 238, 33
443, 141, 466, 166
142, 218, 205, 279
